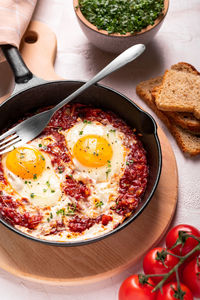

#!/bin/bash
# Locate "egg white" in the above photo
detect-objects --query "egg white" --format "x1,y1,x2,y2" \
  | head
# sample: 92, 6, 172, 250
2, 148, 62, 208
64, 121, 128, 183
0, 120, 132, 242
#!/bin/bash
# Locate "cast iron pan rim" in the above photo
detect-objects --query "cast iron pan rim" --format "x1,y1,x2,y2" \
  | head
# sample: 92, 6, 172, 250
0, 79, 162, 247
1, 78, 160, 134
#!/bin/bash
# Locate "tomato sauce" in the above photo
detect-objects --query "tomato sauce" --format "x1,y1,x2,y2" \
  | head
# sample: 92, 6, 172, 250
68, 214, 113, 233
0, 104, 148, 234
62, 175, 90, 201
69, 105, 148, 217
0, 194, 42, 229
0, 161, 6, 184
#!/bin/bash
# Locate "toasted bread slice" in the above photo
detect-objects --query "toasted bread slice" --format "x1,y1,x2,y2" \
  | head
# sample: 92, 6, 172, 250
152, 63, 200, 133
170, 125, 200, 155
136, 77, 200, 156
153, 64, 200, 119
171, 62, 200, 75
166, 112, 200, 133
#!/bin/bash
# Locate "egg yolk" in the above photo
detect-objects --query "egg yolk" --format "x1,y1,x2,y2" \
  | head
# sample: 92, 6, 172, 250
6, 147, 45, 179
73, 135, 113, 168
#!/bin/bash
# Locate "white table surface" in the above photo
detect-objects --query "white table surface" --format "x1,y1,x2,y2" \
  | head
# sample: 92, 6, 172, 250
0, 0, 199, 299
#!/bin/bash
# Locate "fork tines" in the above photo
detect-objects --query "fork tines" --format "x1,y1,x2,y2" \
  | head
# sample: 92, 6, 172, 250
0, 133, 21, 155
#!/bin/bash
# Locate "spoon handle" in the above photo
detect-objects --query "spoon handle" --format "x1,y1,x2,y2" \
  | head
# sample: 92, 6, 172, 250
52, 44, 145, 112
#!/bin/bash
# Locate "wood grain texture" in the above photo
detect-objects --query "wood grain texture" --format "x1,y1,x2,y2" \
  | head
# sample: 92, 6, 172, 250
0, 21, 178, 285
20, 21, 61, 80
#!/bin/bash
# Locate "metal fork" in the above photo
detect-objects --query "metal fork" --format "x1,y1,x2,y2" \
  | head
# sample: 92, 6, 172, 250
0, 44, 145, 155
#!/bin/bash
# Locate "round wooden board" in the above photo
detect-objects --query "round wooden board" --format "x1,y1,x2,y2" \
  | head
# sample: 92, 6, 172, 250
0, 21, 178, 285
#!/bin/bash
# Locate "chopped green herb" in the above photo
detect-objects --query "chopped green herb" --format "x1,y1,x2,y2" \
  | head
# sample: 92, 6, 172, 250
47, 217, 50, 222
33, 174, 37, 180
25, 181, 28, 184
51, 190, 55, 193
20, 153, 25, 159
40, 155, 45, 161
106, 169, 111, 178
43, 189, 47, 193
95, 201, 104, 208
30, 193, 35, 198
79, 0, 164, 35
93, 152, 99, 156
107, 160, 111, 168
56, 208, 65, 216
38, 144, 42, 147
50, 212, 53, 219
79, 131, 83, 135
109, 129, 116, 133
126, 159, 134, 165
58, 166, 64, 173
46, 181, 50, 187
55, 205, 77, 217
83, 120, 92, 124
66, 203, 77, 216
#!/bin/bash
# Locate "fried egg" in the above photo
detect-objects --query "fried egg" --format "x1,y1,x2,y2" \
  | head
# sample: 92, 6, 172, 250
64, 121, 128, 183
0, 105, 148, 243
2, 146, 62, 207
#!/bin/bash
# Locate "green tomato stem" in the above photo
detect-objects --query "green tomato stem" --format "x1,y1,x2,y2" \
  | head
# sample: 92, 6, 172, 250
184, 234, 200, 242
147, 273, 168, 277
152, 243, 200, 293
165, 251, 182, 259
176, 269, 180, 288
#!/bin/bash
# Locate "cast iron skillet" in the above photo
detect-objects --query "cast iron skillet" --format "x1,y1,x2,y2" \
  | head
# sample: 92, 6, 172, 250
0, 45, 162, 246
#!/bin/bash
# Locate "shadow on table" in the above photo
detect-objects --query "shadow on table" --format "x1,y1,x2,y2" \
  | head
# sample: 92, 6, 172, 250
83, 39, 165, 88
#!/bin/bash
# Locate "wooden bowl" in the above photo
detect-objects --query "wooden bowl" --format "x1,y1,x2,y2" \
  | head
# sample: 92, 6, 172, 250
73, 0, 169, 53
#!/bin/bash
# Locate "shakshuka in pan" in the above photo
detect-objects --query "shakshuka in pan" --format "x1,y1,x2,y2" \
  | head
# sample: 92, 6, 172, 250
0, 104, 148, 242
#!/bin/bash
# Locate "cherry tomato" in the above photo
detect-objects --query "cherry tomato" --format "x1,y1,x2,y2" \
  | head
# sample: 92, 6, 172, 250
166, 224, 200, 258
118, 274, 156, 300
182, 255, 200, 298
156, 282, 193, 300
143, 247, 179, 284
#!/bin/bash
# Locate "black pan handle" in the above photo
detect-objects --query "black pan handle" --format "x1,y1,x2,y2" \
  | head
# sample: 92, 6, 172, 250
1, 44, 33, 84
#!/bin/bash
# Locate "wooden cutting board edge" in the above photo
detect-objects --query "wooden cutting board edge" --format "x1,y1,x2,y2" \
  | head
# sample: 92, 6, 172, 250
0, 21, 178, 286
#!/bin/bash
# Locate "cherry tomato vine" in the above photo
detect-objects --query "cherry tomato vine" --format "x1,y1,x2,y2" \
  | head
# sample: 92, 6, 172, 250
119, 224, 200, 300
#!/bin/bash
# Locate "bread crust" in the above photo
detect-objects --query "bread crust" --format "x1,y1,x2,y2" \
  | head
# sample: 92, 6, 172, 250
136, 75, 200, 156
151, 63, 200, 133
167, 112, 200, 133
153, 63, 200, 119
171, 62, 200, 75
